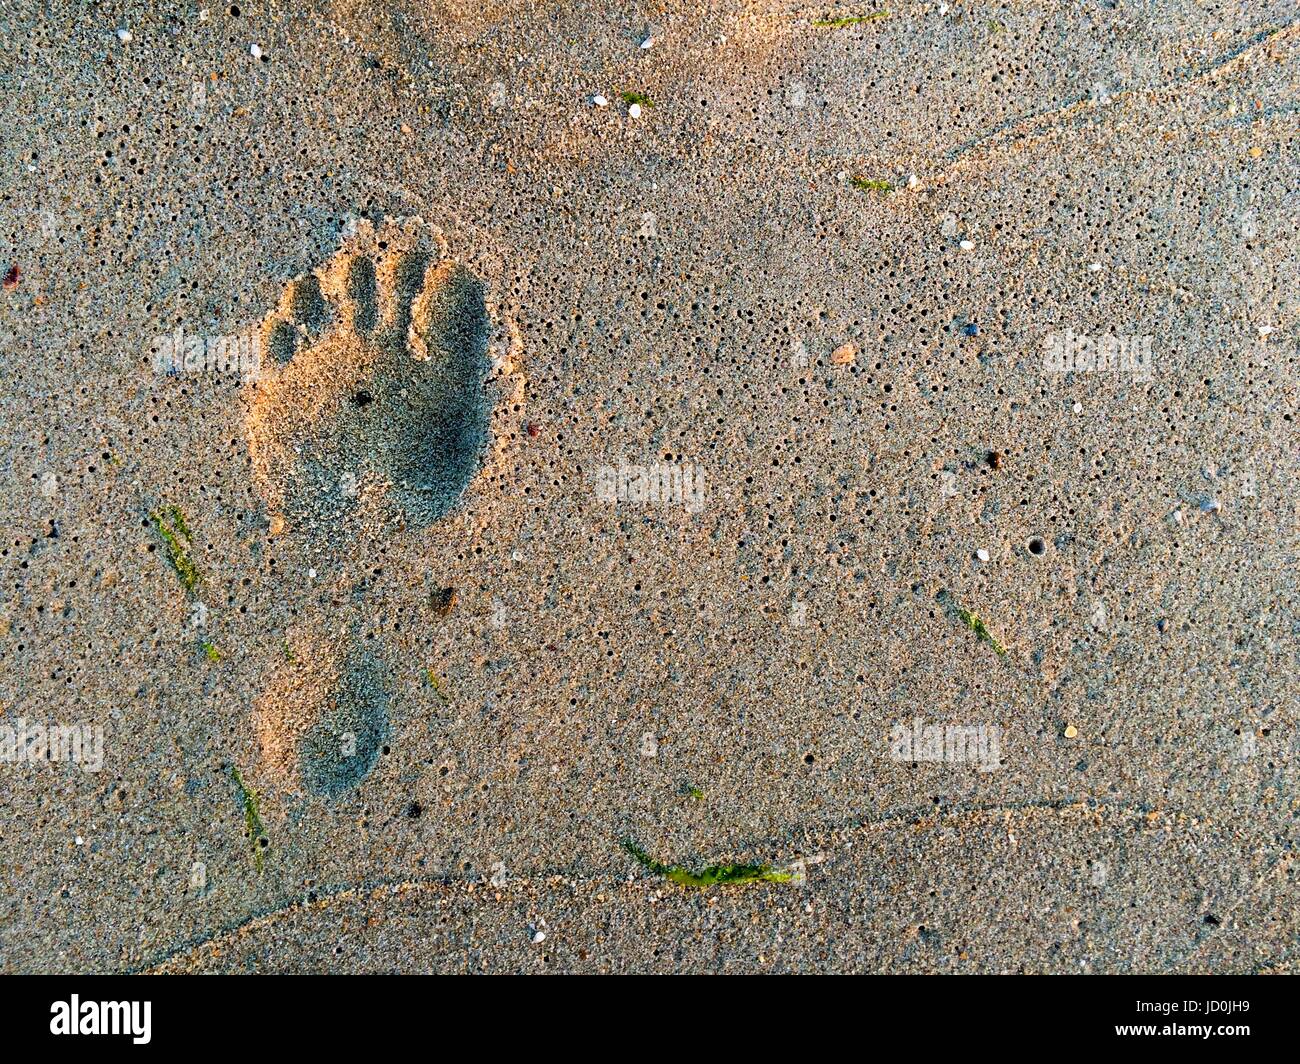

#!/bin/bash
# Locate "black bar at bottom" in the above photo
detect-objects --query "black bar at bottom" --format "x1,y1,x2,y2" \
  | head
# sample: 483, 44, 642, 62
0, 974, 1284, 1052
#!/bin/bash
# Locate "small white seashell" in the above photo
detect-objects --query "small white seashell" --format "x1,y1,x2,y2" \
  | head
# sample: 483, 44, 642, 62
593, 94, 608, 107
250, 43, 262, 58
116, 28, 132, 43
976, 548, 990, 562
628, 102, 642, 119
959, 239, 975, 250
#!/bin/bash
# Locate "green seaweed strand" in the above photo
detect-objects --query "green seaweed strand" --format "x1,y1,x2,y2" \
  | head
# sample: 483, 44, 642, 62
230, 766, 268, 873
622, 839, 792, 888
149, 505, 201, 593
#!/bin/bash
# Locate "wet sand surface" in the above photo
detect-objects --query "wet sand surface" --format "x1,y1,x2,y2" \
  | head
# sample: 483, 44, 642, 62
0, 1, 1296, 972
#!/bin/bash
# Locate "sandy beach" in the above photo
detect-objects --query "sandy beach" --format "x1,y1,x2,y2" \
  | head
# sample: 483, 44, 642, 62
0, 0, 1296, 973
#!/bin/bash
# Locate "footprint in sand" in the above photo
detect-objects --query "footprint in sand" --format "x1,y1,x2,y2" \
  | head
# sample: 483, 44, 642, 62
248, 216, 491, 538
255, 631, 392, 800
247, 217, 491, 798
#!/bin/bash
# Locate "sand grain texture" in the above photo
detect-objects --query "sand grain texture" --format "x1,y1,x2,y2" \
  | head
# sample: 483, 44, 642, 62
0, 0, 1295, 972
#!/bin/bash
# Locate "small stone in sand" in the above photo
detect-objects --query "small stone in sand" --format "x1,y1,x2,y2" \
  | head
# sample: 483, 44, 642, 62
430, 586, 458, 617
593, 94, 608, 107
1064, 725, 1078, 739
959, 239, 975, 250
976, 548, 990, 562
831, 342, 855, 365
628, 103, 642, 119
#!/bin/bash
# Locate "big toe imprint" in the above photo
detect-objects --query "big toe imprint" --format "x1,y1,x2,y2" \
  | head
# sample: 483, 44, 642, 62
247, 217, 492, 539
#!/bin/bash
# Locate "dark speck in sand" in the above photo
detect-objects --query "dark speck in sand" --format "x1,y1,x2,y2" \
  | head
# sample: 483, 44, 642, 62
430, 586, 457, 616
